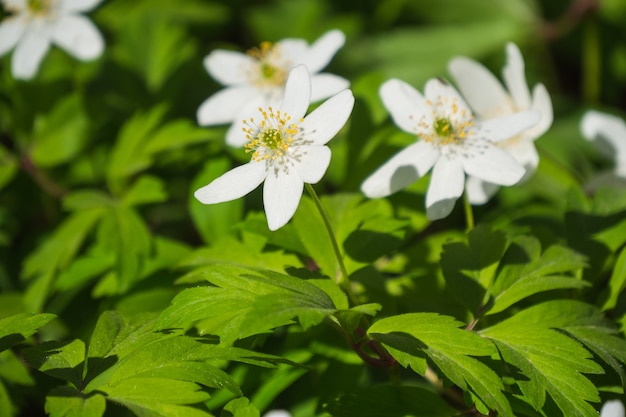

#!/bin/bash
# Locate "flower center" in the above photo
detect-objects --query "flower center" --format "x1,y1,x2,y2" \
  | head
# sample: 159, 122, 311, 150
417, 96, 474, 146
243, 107, 302, 162
246, 42, 288, 87
27, 0, 52, 13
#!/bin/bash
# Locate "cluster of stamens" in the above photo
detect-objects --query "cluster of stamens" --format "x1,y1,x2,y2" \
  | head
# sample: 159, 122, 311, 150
246, 42, 287, 87
413, 96, 474, 146
243, 107, 302, 162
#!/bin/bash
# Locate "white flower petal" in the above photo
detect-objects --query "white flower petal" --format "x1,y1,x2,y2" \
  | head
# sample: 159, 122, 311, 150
57, 0, 104, 13
424, 78, 471, 115
280, 65, 311, 120
503, 43, 531, 110
300, 89, 354, 145
528, 83, 553, 138
462, 143, 525, 186
52, 14, 104, 60
425, 157, 465, 220
581, 110, 626, 175
263, 166, 304, 230
197, 86, 260, 126
475, 110, 540, 142
194, 162, 266, 204
3, 0, 26, 8
465, 176, 500, 205
12, 28, 50, 79
310, 73, 350, 102
301, 29, 345, 74
0, 17, 25, 57
505, 137, 539, 175
295, 145, 331, 183
361, 141, 439, 198
601, 400, 625, 417
276, 38, 308, 61
263, 410, 292, 417
380, 78, 428, 134
204, 49, 254, 86
448, 56, 511, 118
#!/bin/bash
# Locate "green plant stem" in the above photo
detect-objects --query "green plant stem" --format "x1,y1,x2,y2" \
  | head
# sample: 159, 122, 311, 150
22, 154, 66, 199
463, 193, 474, 232
305, 183, 358, 306
582, 10, 600, 104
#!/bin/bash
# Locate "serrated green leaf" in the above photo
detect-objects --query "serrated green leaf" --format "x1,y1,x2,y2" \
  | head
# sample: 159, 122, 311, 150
144, 120, 218, 154
121, 175, 168, 207
24, 339, 86, 388
45, 386, 105, 417
604, 246, 626, 310
222, 397, 260, 417
63, 190, 113, 211
0, 312, 56, 353
482, 302, 604, 417
0, 379, 12, 417
103, 377, 210, 405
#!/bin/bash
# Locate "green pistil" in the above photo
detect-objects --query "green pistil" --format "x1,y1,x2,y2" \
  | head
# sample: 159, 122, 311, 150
28, 0, 48, 12
434, 118, 453, 137
261, 63, 277, 80
260, 128, 282, 149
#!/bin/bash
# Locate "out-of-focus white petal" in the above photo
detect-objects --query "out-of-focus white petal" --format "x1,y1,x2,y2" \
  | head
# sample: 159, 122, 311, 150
424, 78, 472, 117
581, 110, 626, 177
263, 166, 304, 231
263, 410, 292, 417
465, 176, 500, 205
503, 42, 531, 110
57, 0, 104, 13
194, 162, 266, 204
380, 78, 428, 134
295, 145, 331, 183
280, 65, 311, 120
0, 17, 25, 56
361, 141, 438, 198
601, 400, 625, 417
310, 73, 350, 102
197, 86, 260, 126
204, 49, 254, 86
276, 38, 308, 62
300, 89, 354, 146
463, 143, 525, 186
448, 56, 511, 118
52, 14, 103, 60
301, 29, 345, 74
505, 137, 539, 176
425, 157, 465, 220
12, 28, 50, 79
528, 83, 553, 139
3, 0, 26, 8
475, 110, 540, 142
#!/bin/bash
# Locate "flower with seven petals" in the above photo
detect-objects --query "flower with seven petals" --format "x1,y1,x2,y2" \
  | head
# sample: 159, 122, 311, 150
581, 110, 626, 178
447, 43, 553, 204
196, 29, 349, 147
194, 65, 354, 231
361, 77, 540, 220
0, 0, 105, 79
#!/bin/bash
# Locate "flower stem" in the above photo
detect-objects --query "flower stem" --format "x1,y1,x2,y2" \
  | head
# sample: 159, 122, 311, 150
305, 183, 358, 305
463, 193, 474, 232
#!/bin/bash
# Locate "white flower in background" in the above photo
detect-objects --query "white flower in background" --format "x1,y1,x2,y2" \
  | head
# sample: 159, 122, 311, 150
361, 78, 540, 220
262, 410, 291, 417
601, 400, 625, 417
448, 42, 553, 204
0, 0, 105, 80
581, 110, 626, 178
194, 65, 354, 231
197, 29, 349, 147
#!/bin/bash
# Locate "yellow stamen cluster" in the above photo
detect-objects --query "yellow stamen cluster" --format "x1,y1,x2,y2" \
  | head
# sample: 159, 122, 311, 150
246, 42, 287, 87
243, 107, 302, 162
416, 96, 474, 145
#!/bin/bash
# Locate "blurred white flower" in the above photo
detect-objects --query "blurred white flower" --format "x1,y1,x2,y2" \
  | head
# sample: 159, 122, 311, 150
581, 110, 626, 178
601, 399, 625, 417
361, 77, 540, 220
262, 410, 291, 417
0, 0, 105, 79
448, 42, 553, 204
197, 29, 349, 146
194, 65, 354, 231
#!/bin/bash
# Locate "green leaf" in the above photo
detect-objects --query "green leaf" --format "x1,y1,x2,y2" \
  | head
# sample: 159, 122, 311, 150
0, 145, 17, 191
45, 386, 105, 417
0, 379, 12, 417
603, 246, 626, 310
121, 175, 168, 207
63, 190, 113, 211
221, 397, 259, 417
30, 94, 88, 168
144, 120, 218, 154
481, 302, 604, 417
0, 313, 56, 353
368, 313, 512, 416
24, 339, 86, 388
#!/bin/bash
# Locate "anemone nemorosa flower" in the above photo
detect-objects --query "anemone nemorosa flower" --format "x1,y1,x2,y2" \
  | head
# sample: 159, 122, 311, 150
361, 77, 540, 220
581, 110, 626, 178
196, 29, 349, 147
0, 0, 105, 80
448, 43, 553, 204
194, 65, 354, 231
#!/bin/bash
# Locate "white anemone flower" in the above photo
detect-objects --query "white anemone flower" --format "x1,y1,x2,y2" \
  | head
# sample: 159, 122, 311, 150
601, 400, 625, 417
196, 29, 349, 147
581, 110, 626, 178
0, 0, 105, 80
194, 65, 354, 231
448, 42, 553, 204
361, 77, 540, 220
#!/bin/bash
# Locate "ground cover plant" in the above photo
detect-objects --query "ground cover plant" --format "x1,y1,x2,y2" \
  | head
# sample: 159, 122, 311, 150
1, 0, 626, 416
